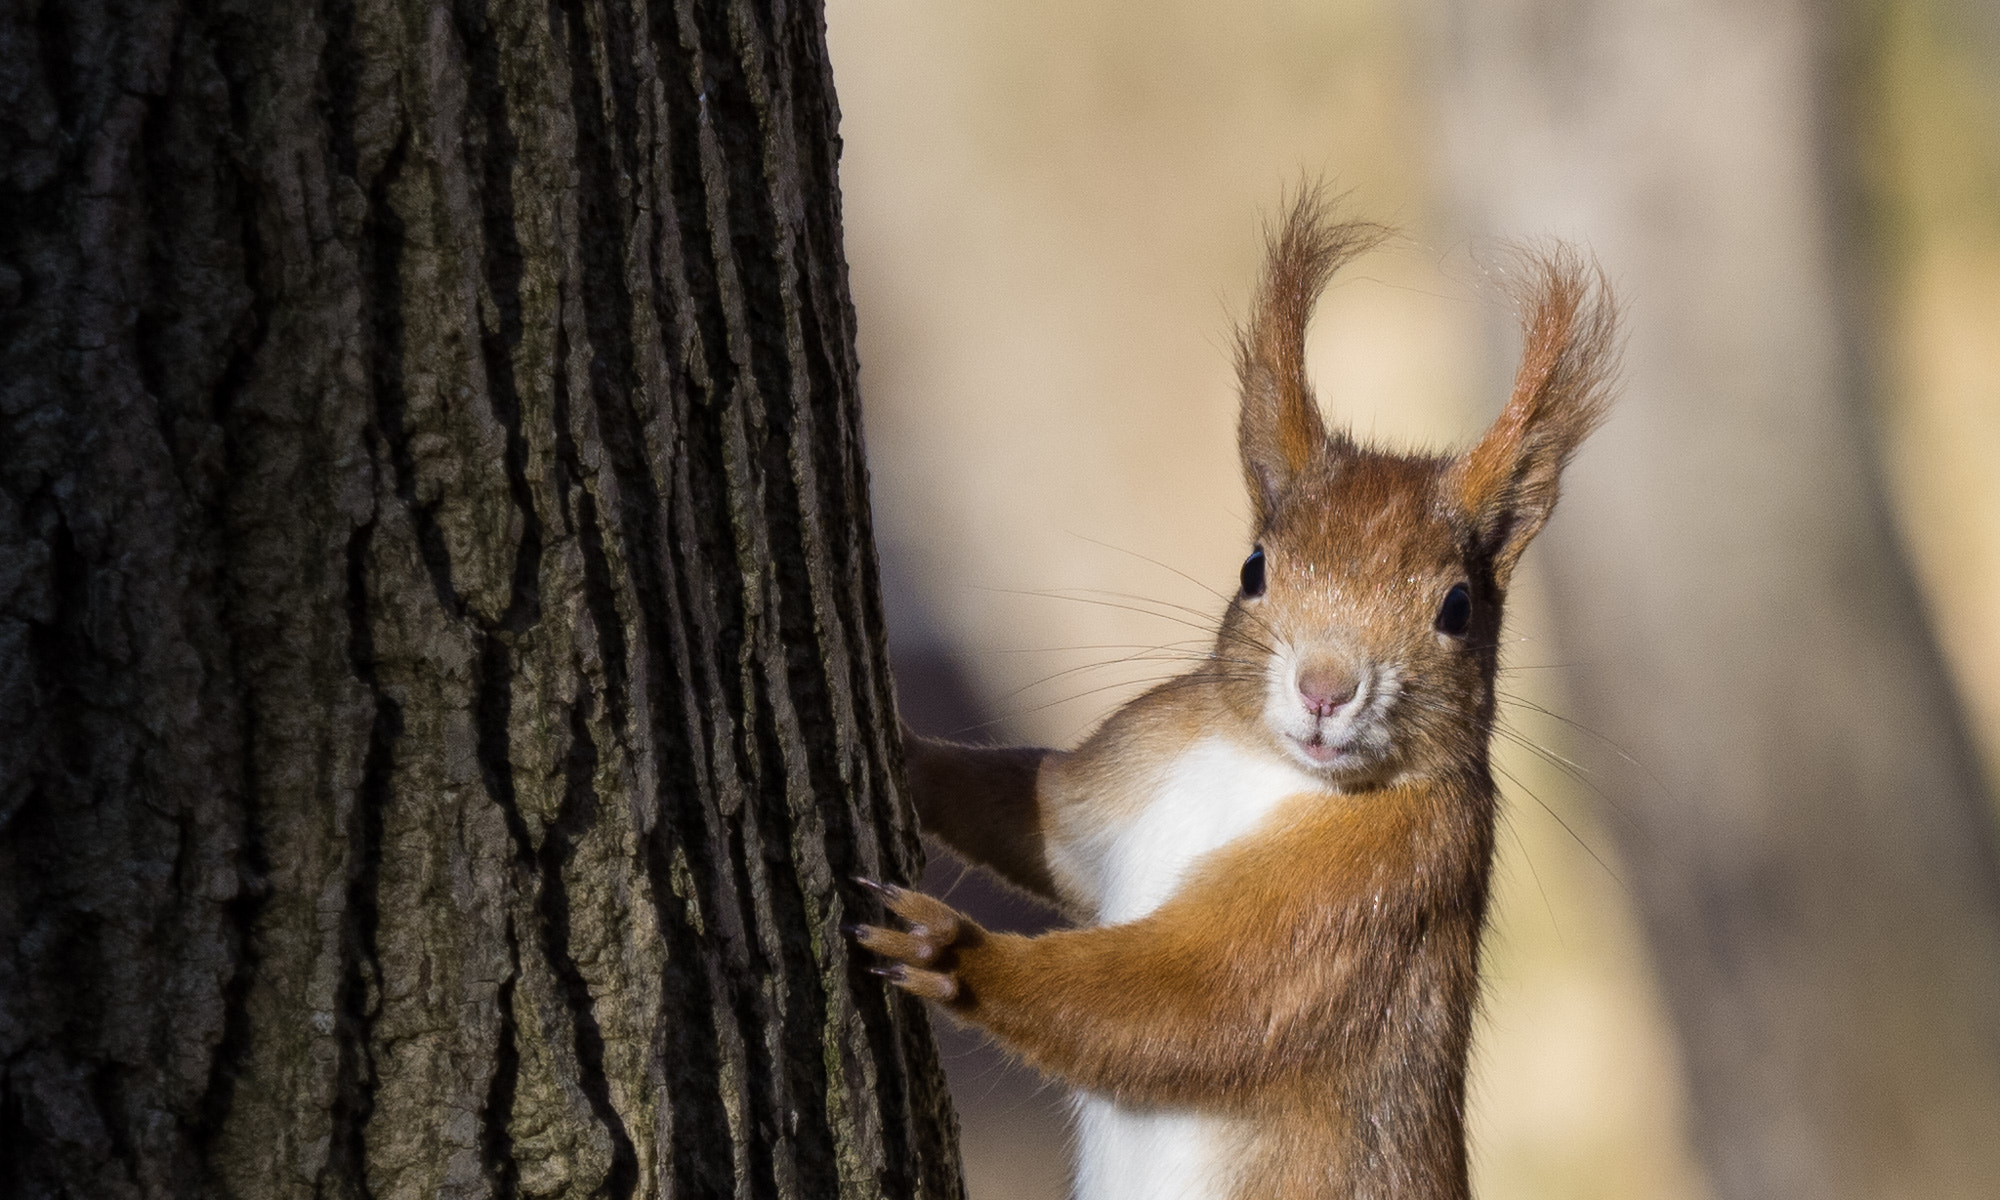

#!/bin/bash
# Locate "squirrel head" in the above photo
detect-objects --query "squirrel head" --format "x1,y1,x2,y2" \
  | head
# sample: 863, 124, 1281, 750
1217, 191, 1619, 786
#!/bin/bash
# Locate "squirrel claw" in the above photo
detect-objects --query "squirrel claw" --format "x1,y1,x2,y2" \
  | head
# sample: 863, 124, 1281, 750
850, 888, 978, 1007
850, 921, 942, 964
876, 962, 959, 1003
854, 876, 902, 901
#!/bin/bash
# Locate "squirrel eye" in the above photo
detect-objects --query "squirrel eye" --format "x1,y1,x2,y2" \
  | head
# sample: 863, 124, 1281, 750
1436, 582, 1472, 638
1240, 545, 1267, 598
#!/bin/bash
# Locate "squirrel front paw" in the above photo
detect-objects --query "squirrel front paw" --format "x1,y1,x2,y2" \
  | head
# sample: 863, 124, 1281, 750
848, 878, 981, 1005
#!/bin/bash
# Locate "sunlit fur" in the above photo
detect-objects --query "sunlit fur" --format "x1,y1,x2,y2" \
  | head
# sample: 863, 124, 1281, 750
865, 188, 1620, 1200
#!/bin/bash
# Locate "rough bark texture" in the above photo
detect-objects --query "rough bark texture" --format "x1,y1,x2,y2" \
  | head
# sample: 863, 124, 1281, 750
0, 0, 964, 1197
1434, 1, 2000, 1198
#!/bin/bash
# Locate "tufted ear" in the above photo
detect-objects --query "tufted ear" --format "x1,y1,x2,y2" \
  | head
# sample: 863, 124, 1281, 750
1451, 245, 1620, 584
1235, 188, 1390, 526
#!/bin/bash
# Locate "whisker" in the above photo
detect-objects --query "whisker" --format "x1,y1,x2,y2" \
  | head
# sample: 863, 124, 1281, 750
1382, 689, 1649, 843
928, 851, 975, 907
986, 652, 1255, 707
1489, 759, 1630, 895
1063, 531, 1238, 608
1054, 586, 1277, 654
1487, 723, 1648, 836
951, 671, 1254, 736
1499, 812, 1566, 949
1033, 583, 1284, 657
1060, 531, 1288, 647
981, 587, 1236, 643
995, 639, 1217, 656
1497, 689, 1673, 796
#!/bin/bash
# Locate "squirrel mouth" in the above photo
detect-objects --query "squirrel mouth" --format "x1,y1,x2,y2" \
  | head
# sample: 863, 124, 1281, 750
1293, 735, 1345, 765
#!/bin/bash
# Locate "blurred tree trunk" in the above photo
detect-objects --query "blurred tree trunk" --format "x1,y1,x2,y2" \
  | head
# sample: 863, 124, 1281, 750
0, 1, 962, 1197
1434, 2, 2000, 1198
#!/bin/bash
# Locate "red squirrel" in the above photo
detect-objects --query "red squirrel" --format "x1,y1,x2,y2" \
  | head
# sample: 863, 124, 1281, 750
854, 193, 1620, 1200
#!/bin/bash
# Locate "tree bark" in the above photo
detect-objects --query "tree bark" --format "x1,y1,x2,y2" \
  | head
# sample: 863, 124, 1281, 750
1433, 1, 2000, 1198
0, 1, 963, 1197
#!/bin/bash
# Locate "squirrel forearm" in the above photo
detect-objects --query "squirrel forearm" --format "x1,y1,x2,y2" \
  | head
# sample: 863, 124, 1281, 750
901, 731, 1062, 904
945, 893, 1364, 1106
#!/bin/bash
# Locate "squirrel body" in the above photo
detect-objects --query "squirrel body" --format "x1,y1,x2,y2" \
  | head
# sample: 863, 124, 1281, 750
1056, 727, 1342, 1200
1057, 730, 1328, 927
857, 193, 1619, 1199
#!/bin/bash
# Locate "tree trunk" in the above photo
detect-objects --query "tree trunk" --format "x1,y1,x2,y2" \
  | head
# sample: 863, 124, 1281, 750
0, 1, 963, 1197
1433, 2, 2000, 1198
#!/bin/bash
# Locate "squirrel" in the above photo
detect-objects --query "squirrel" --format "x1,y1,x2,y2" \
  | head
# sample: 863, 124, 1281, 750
852, 191, 1620, 1200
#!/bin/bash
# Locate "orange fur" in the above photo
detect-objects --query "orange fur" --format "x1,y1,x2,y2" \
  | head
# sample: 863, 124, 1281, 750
863, 194, 1620, 1199
1235, 188, 1391, 524
1451, 245, 1621, 580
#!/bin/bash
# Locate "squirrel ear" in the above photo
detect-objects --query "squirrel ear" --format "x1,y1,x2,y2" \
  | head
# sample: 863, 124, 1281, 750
1235, 187, 1390, 525
1451, 245, 1620, 583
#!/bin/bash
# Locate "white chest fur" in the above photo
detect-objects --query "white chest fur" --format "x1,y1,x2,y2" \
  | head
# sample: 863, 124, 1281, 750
1072, 1097, 1240, 1200
1080, 735, 1324, 924
1062, 736, 1325, 1200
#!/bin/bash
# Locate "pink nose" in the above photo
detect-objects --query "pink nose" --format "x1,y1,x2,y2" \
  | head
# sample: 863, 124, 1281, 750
1297, 664, 1358, 717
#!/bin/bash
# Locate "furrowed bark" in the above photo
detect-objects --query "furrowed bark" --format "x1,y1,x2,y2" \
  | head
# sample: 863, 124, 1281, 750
0, 1, 963, 1197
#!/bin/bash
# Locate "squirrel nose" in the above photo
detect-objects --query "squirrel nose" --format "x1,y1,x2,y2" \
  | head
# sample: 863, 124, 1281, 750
1296, 663, 1359, 717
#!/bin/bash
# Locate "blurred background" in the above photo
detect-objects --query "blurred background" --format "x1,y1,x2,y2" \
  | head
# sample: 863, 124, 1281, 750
822, 2, 2000, 1198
